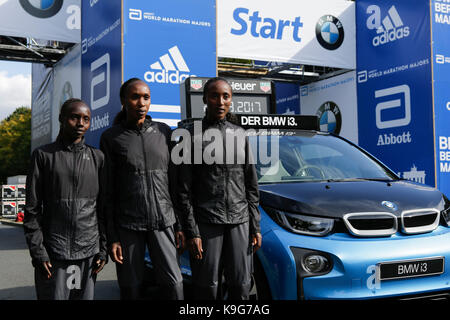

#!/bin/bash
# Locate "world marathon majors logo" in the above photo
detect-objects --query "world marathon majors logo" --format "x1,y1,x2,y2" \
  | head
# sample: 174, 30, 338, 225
315, 15, 344, 50
316, 101, 342, 135
19, 0, 63, 18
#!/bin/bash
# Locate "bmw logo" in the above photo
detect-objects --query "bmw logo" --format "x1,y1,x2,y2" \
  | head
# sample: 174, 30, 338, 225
315, 15, 345, 50
381, 201, 398, 211
316, 101, 342, 135
20, 0, 63, 18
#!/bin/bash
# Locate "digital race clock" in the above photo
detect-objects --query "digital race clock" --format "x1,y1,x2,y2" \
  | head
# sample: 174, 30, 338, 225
180, 77, 275, 119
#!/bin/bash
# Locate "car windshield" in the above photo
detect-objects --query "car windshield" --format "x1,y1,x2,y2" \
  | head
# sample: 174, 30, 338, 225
248, 130, 398, 184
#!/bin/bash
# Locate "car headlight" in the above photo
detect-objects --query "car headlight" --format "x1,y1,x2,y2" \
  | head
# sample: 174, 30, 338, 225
264, 207, 334, 236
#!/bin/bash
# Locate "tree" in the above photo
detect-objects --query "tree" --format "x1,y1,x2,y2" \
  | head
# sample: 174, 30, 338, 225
0, 106, 31, 184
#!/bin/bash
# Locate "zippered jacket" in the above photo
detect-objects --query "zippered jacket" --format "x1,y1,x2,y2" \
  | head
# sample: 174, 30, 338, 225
100, 116, 179, 244
23, 136, 107, 264
178, 118, 260, 239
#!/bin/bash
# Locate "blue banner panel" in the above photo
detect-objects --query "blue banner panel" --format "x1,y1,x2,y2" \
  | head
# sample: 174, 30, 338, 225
81, 0, 122, 147
356, 0, 434, 186
123, 0, 216, 127
274, 81, 300, 115
432, 0, 450, 196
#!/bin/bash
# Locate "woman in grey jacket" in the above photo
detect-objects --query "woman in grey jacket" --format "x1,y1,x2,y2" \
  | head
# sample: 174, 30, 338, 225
178, 77, 262, 300
100, 78, 184, 300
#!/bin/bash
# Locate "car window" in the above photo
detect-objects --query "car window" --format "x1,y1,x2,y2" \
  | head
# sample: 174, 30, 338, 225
249, 131, 397, 184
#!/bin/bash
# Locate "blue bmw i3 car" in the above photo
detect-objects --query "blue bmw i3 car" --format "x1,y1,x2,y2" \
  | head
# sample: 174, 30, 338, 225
147, 114, 450, 300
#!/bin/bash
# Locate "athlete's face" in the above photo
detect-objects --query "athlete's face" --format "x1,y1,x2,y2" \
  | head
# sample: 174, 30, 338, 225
123, 80, 151, 125
204, 80, 232, 121
60, 101, 91, 143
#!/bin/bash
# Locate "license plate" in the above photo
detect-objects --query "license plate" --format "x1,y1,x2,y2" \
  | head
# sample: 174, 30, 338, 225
377, 257, 445, 281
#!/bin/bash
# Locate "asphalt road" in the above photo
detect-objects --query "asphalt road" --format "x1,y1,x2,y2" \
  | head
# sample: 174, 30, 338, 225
0, 222, 120, 300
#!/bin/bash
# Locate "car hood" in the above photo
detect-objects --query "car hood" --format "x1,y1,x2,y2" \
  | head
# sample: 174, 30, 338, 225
259, 180, 446, 218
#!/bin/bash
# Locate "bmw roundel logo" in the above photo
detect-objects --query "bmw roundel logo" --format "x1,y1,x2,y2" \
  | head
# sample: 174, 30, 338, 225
316, 101, 342, 135
315, 15, 344, 50
19, 0, 63, 18
381, 201, 398, 211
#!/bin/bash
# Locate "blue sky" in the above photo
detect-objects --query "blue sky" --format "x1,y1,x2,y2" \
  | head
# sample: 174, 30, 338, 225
0, 60, 32, 121
0, 60, 31, 76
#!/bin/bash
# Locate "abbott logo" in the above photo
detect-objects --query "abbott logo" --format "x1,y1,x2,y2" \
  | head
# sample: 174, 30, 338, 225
366, 5, 410, 47
357, 70, 368, 83
91, 53, 110, 110
375, 85, 411, 129
129, 8, 142, 20
144, 46, 195, 84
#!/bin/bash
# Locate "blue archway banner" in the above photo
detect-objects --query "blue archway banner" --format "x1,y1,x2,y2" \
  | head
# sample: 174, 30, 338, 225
356, 0, 434, 187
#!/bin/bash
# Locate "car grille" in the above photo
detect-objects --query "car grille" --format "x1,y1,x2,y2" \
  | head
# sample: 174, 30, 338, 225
343, 212, 398, 237
343, 209, 440, 237
401, 209, 440, 234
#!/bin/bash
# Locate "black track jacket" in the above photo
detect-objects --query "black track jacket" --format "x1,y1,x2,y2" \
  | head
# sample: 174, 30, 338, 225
23, 136, 107, 265
100, 116, 179, 244
178, 118, 260, 239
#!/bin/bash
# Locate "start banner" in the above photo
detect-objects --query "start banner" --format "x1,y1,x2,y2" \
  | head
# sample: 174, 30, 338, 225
217, 0, 355, 69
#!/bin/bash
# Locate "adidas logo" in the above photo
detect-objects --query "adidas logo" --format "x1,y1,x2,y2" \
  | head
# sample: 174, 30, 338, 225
144, 46, 196, 84
367, 5, 410, 47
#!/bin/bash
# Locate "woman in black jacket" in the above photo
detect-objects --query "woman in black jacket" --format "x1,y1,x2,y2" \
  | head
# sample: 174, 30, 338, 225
100, 78, 184, 300
178, 77, 262, 300
24, 98, 107, 300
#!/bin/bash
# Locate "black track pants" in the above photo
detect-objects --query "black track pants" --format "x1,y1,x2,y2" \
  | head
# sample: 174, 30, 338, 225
190, 222, 253, 300
116, 226, 184, 300
34, 256, 96, 300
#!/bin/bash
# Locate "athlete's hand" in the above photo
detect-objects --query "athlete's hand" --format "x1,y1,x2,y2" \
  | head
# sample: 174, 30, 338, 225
176, 231, 186, 254
41, 261, 52, 279
188, 237, 203, 260
252, 233, 262, 253
92, 259, 106, 275
110, 242, 123, 264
